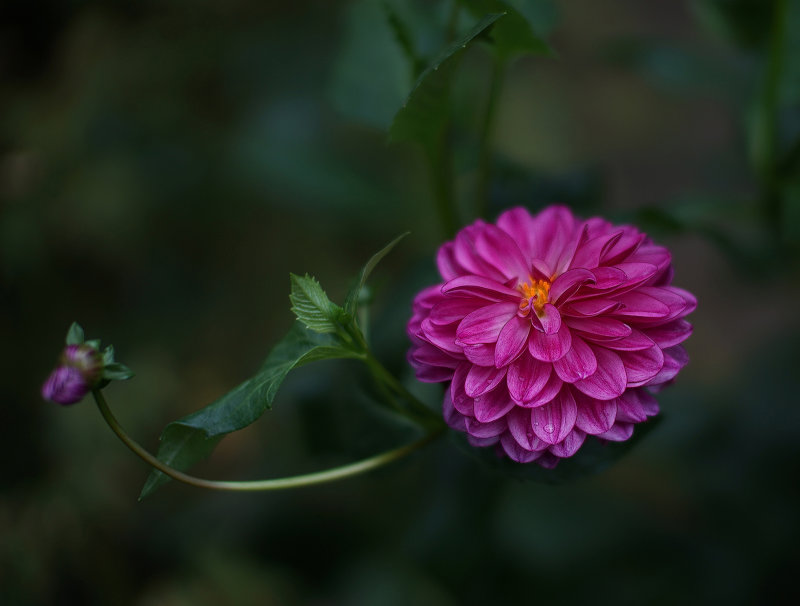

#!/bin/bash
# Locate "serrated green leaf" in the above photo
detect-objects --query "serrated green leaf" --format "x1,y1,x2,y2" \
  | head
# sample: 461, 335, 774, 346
66, 322, 84, 345
289, 273, 351, 334
389, 12, 506, 153
102, 362, 135, 381
461, 1, 552, 60
345, 232, 410, 317
139, 322, 363, 499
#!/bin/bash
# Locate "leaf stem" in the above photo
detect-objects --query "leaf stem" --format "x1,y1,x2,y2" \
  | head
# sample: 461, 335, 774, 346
475, 55, 505, 219
92, 389, 443, 493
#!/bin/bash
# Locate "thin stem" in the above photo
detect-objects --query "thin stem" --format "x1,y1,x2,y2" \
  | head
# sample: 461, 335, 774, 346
475, 56, 505, 219
93, 389, 443, 493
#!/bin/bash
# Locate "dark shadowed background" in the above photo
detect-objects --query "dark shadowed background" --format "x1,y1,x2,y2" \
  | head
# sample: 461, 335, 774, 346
2, 0, 800, 604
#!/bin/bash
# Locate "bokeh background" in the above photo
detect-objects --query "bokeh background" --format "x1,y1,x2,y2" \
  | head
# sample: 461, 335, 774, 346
3, 0, 800, 604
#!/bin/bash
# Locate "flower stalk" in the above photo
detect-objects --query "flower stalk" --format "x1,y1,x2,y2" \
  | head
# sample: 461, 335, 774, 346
93, 389, 443, 494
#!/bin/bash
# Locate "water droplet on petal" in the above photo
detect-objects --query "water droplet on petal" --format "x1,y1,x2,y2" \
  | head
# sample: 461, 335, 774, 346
544, 423, 555, 434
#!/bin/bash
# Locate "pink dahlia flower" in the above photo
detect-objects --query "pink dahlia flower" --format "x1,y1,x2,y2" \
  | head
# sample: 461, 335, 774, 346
407, 205, 696, 468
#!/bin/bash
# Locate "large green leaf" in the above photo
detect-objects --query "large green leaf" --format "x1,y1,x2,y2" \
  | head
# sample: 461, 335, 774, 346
389, 12, 506, 153
290, 273, 351, 335
461, 0, 552, 60
344, 232, 409, 317
139, 322, 363, 499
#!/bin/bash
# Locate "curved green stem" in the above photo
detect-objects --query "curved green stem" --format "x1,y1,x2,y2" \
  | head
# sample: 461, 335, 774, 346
92, 389, 443, 493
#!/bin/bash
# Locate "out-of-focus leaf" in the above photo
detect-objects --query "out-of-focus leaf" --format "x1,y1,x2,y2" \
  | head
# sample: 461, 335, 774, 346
384, 3, 425, 77
503, 0, 559, 36
462, 0, 552, 60
691, 0, 776, 50
66, 322, 84, 345
290, 273, 351, 335
328, 0, 411, 130
389, 12, 505, 154
140, 322, 363, 499
344, 232, 409, 317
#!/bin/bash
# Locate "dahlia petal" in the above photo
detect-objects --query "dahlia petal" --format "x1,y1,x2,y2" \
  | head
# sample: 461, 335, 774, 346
574, 394, 617, 434
475, 224, 530, 281
570, 231, 622, 269
410, 343, 460, 368
614, 262, 659, 288
507, 354, 552, 403
520, 371, 563, 408
529, 322, 572, 362
462, 343, 496, 366
599, 329, 656, 351
553, 223, 589, 275
535, 303, 562, 335
495, 315, 532, 367
442, 389, 467, 431
429, 298, 484, 325
473, 388, 515, 423
553, 336, 597, 382
496, 207, 539, 262
588, 266, 627, 290
562, 298, 621, 317
465, 415, 507, 438
467, 434, 501, 447
536, 452, 560, 468
465, 364, 507, 398
573, 346, 627, 400
615, 389, 658, 423
436, 242, 466, 280
501, 433, 544, 462
600, 231, 645, 265
627, 244, 671, 274
596, 422, 634, 442
455, 302, 518, 345
662, 286, 697, 318
548, 429, 586, 458
507, 407, 549, 451
645, 345, 688, 386
531, 205, 579, 271
644, 319, 693, 348
532, 388, 578, 444
442, 275, 520, 302
415, 366, 456, 383
566, 317, 632, 340
611, 291, 670, 318
619, 345, 665, 387
549, 268, 596, 305
420, 318, 462, 353
454, 223, 506, 281
450, 363, 474, 415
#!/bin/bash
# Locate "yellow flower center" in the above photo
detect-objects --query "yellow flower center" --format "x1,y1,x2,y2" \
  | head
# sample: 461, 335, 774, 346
518, 278, 551, 316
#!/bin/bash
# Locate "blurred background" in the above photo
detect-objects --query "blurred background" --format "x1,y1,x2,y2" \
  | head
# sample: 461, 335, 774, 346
2, 0, 800, 604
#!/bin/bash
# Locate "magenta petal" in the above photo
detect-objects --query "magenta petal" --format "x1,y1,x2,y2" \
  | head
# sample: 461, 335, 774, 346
529, 322, 572, 362
548, 429, 586, 458
507, 354, 551, 403
599, 329, 656, 351
549, 268, 595, 305
442, 275, 520, 302
501, 433, 545, 462
456, 302, 518, 345
645, 345, 688, 386
575, 394, 617, 434
522, 372, 563, 408
436, 242, 465, 280
570, 231, 622, 269
495, 315, 532, 367
612, 291, 670, 318
566, 317, 632, 340
616, 389, 658, 423
465, 364, 507, 397
442, 389, 467, 431
453, 224, 505, 281
450, 364, 474, 416
429, 298, 484, 325
562, 298, 621, 317
588, 266, 627, 290
601, 231, 645, 265
573, 346, 627, 400
614, 262, 659, 287
644, 319, 693, 348
465, 415, 507, 438
531, 206, 579, 270
496, 207, 539, 262
475, 224, 530, 281
553, 335, 597, 383
473, 388, 515, 423
410, 343, 460, 369
415, 365, 456, 383
532, 388, 578, 444
507, 407, 548, 451
596, 422, 634, 442
420, 318, 462, 354
536, 303, 562, 335
619, 345, 665, 386
463, 343, 496, 366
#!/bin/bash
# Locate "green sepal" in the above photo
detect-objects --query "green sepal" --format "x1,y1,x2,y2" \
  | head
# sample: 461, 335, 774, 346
139, 322, 364, 499
102, 363, 135, 381
66, 322, 85, 346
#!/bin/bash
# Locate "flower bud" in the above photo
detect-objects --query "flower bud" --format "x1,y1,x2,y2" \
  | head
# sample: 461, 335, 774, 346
42, 344, 103, 405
